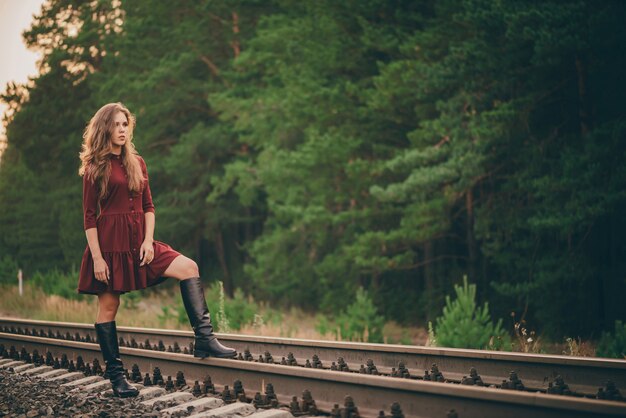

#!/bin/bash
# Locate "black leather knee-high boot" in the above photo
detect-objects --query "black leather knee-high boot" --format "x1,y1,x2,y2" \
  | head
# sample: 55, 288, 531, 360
94, 321, 139, 397
179, 277, 237, 358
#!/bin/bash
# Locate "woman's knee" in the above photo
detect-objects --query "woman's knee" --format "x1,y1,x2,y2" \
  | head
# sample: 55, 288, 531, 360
163, 255, 200, 279
98, 303, 119, 315
98, 293, 120, 312
183, 259, 200, 277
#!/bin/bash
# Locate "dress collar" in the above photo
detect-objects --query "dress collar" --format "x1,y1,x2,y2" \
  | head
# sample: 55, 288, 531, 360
110, 153, 122, 160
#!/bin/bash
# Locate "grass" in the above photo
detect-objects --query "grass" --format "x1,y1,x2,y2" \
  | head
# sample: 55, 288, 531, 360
0, 284, 428, 343
0, 284, 601, 355
0, 284, 184, 329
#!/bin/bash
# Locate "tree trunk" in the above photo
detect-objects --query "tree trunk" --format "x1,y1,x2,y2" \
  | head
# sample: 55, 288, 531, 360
231, 11, 240, 58
424, 240, 435, 319
215, 229, 233, 297
197, 237, 209, 276
466, 190, 478, 288
575, 54, 592, 135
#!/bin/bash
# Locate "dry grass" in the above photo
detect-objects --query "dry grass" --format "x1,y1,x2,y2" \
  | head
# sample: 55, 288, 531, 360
0, 284, 186, 330
561, 337, 596, 357
0, 284, 427, 344
238, 306, 333, 340
0, 285, 602, 354
0, 284, 96, 324
382, 320, 429, 345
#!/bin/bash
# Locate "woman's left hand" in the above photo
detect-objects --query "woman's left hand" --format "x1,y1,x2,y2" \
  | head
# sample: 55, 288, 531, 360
139, 239, 154, 266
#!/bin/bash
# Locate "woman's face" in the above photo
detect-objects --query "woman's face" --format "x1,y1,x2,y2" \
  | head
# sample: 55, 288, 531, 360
110, 111, 129, 151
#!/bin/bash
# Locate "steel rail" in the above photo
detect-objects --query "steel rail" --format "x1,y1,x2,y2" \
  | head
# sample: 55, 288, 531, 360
1, 317, 624, 397
1, 331, 626, 418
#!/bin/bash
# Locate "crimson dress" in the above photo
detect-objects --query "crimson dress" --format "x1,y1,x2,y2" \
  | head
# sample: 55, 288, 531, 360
77, 153, 181, 295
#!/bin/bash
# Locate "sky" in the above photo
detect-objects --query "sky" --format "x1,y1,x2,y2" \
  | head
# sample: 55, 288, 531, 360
0, 0, 45, 155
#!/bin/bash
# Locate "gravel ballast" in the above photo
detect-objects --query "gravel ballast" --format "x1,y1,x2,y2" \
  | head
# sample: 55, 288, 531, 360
0, 367, 160, 417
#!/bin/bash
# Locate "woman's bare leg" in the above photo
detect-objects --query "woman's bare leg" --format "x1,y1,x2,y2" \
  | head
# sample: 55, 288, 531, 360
97, 291, 120, 323
162, 255, 200, 280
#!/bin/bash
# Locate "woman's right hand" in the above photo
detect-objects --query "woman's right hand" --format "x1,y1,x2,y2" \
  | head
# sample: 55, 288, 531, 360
93, 256, 110, 284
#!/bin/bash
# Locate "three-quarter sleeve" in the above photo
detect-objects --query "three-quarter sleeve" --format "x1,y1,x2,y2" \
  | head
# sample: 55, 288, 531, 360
140, 156, 155, 214
83, 169, 99, 230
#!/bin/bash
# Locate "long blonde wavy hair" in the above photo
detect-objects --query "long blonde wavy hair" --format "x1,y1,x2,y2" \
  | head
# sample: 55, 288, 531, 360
78, 102, 144, 200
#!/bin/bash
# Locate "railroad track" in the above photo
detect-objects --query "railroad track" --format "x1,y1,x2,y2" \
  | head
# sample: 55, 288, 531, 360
1, 317, 625, 418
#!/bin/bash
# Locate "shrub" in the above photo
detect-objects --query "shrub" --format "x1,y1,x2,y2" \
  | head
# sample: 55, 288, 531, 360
596, 321, 626, 359
562, 336, 594, 357
216, 281, 231, 333
315, 313, 334, 337
430, 275, 510, 350
316, 287, 386, 343
121, 291, 141, 310
159, 306, 178, 327
512, 313, 542, 353
0, 256, 19, 285
28, 266, 85, 301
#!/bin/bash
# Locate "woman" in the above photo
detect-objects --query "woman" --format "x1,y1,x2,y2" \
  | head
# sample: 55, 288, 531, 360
77, 102, 236, 398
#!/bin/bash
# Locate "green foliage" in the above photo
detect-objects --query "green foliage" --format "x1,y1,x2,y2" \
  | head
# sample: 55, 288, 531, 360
226, 288, 260, 332
314, 313, 334, 337
121, 291, 141, 310
216, 281, 231, 333
337, 288, 385, 343
397, 331, 414, 346
431, 276, 510, 350
1, 0, 625, 340
317, 287, 385, 343
159, 306, 178, 328
0, 256, 19, 285
596, 321, 626, 359
28, 267, 85, 301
